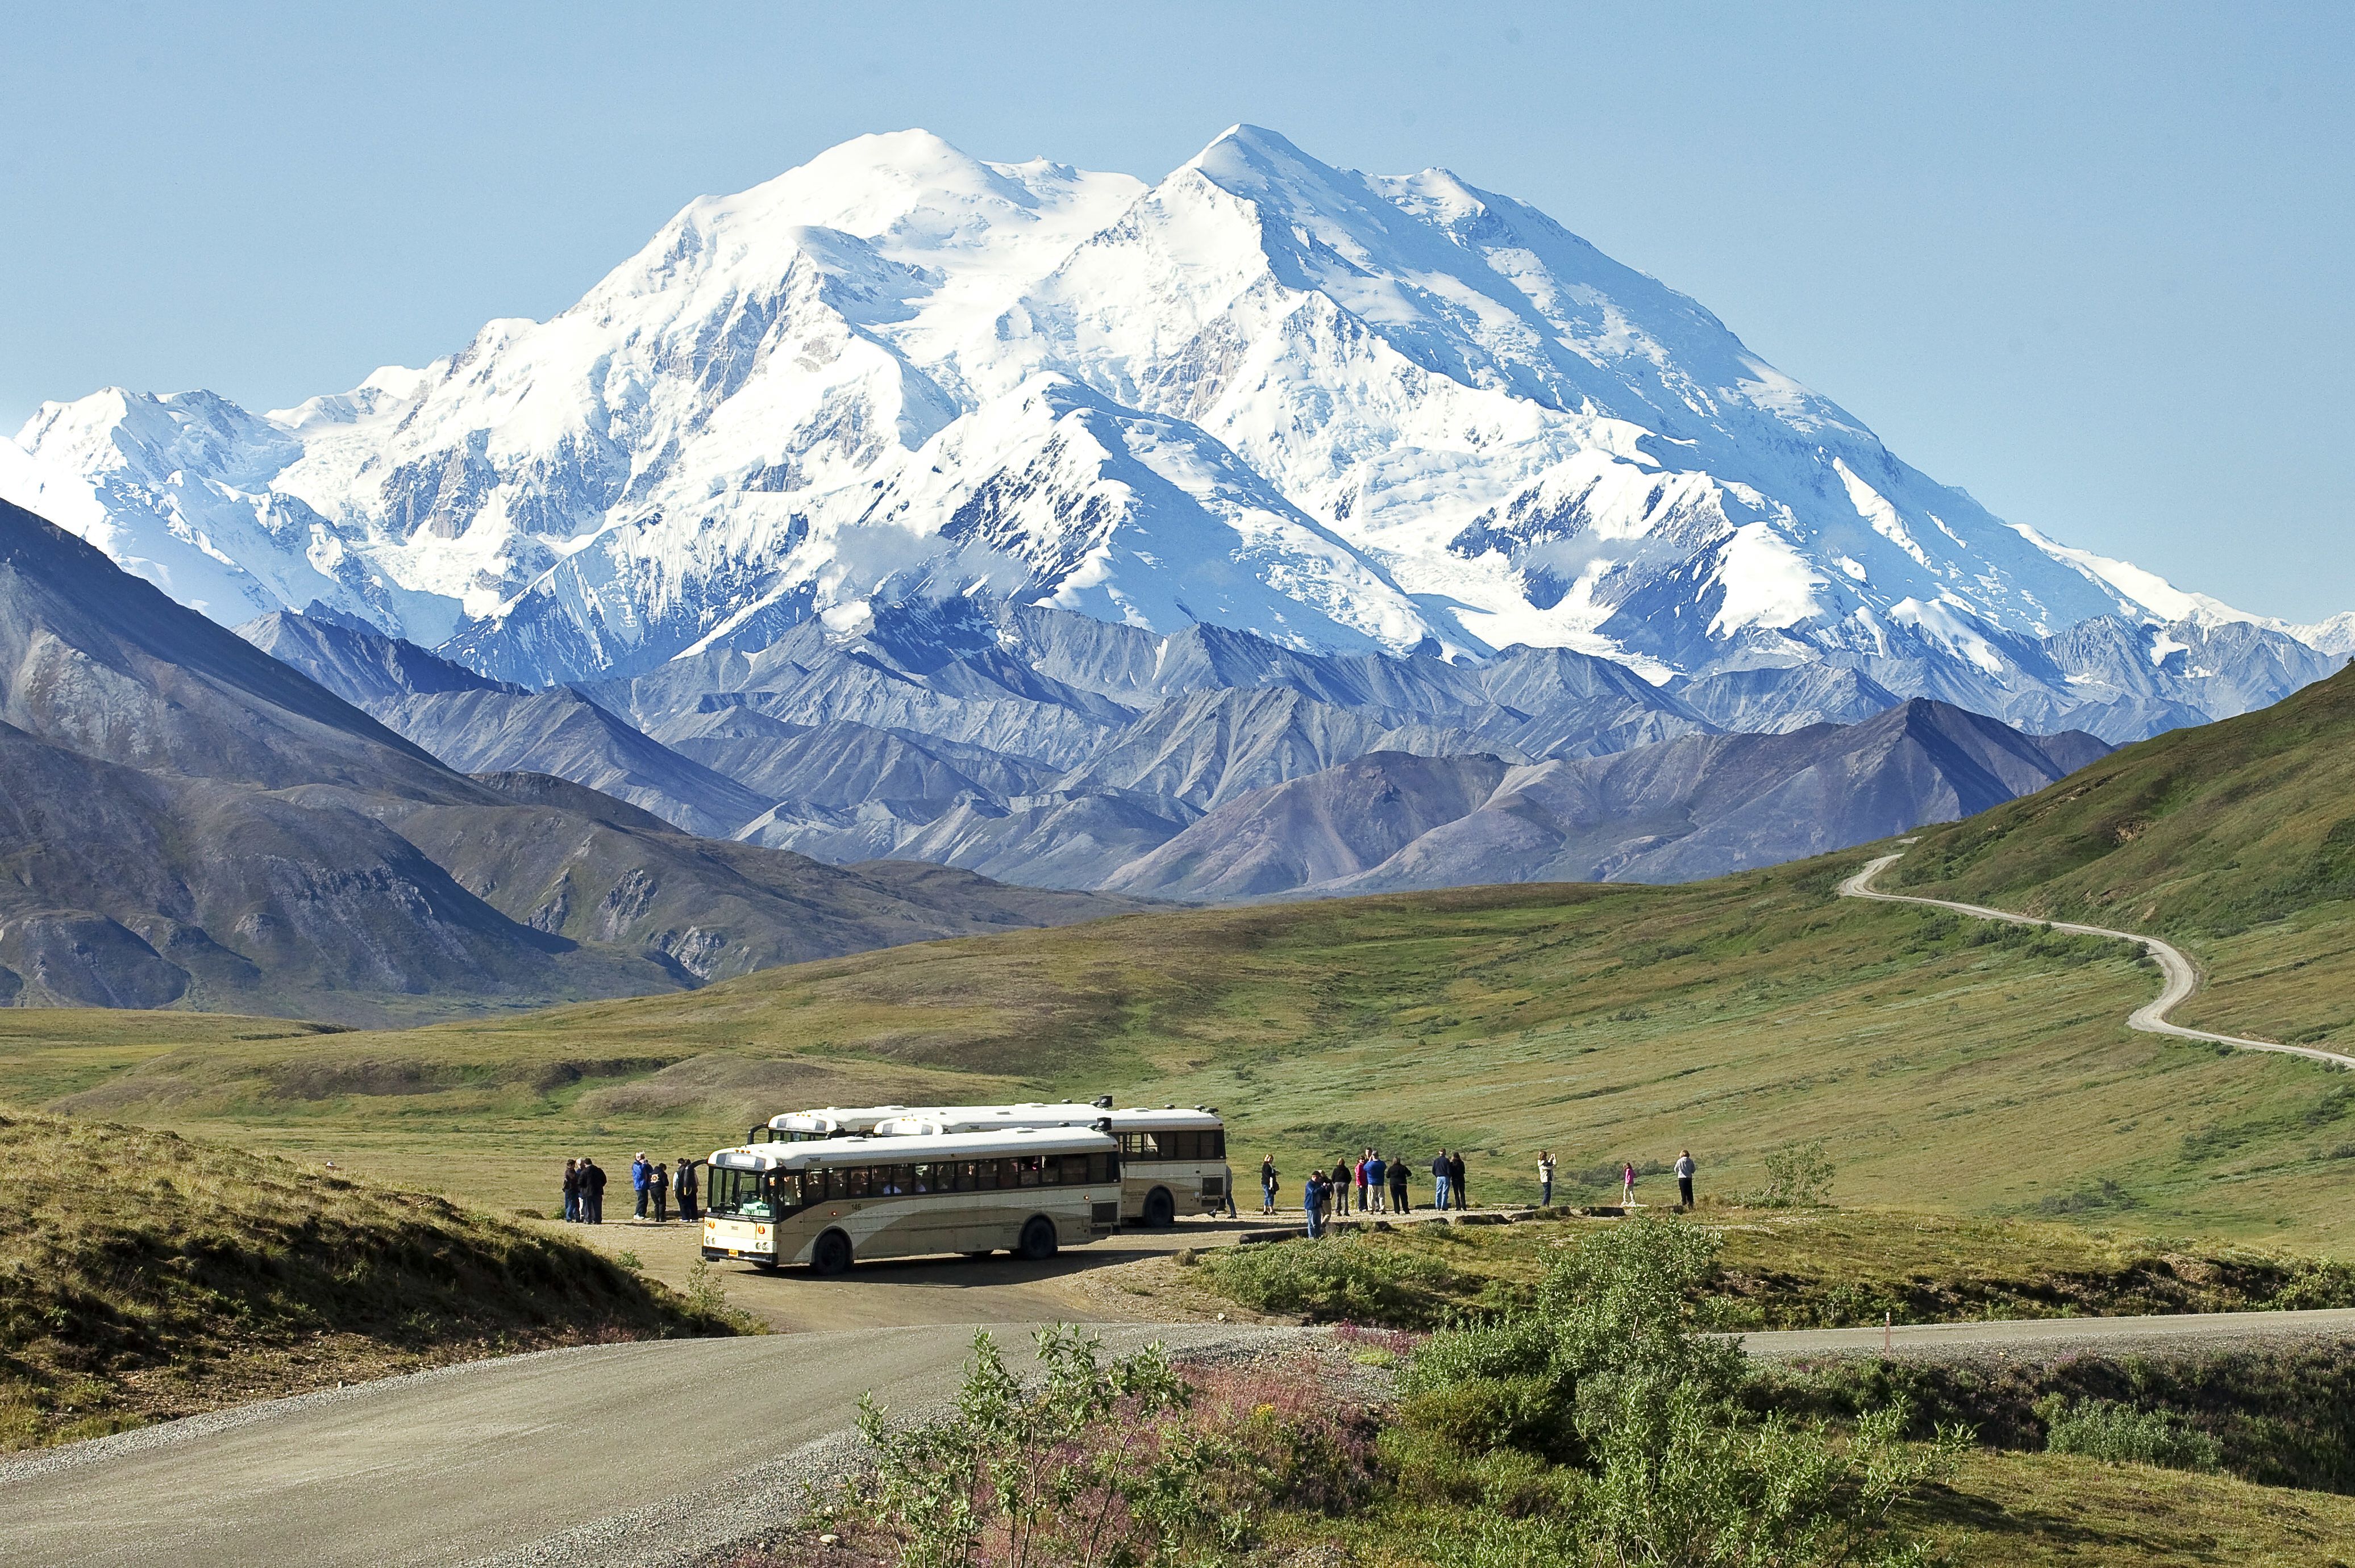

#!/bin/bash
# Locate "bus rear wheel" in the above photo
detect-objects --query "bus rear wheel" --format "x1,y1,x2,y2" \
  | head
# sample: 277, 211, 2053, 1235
1142, 1187, 1176, 1229
810, 1229, 854, 1276
1017, 1216, 1059, 1261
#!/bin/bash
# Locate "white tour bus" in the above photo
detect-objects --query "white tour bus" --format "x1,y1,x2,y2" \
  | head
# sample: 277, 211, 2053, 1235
875, 1103, 1230, 1228
700, 1124, 1121, 1274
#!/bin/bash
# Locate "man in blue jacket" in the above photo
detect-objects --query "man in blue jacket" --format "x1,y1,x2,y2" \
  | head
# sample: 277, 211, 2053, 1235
1366, 1152, 1388, 1213
1303, 1172, 1323, 1239
631, 1153, 651, 1220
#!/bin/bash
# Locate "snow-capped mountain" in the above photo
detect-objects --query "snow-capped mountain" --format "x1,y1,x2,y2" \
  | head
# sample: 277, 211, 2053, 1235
9, 126, 2344, 711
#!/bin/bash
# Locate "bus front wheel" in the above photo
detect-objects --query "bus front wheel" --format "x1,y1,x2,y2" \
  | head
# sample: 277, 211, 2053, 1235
1017, 1216, 1059, 1262
810, 1229, 854, 1276
1142, 1187, 1176, 1229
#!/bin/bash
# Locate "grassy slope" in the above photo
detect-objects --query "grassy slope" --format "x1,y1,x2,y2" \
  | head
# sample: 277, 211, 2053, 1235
0, 1108, 729, 1449
1181, 1206, 2355, 1330
9, 846, 2352, 1246
1897, 660, 2355, 1048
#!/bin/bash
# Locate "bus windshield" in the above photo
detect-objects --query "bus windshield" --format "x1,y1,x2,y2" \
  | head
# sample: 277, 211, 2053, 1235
708, 1166, 809, 1220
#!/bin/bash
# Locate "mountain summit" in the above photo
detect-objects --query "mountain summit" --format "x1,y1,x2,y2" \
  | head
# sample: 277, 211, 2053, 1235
6, 128, 2339, 716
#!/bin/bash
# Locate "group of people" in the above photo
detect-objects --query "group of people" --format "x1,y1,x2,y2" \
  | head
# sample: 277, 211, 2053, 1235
560, 1157, 606, 1223
1535, 1148, 1700, 1209
1262, 1145, 1702, 1238
560, 1154, 702, 1224
1260, 1148, 1477, 1238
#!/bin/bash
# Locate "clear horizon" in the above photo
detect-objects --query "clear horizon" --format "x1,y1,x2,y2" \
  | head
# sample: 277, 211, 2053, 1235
3, 1, 2348, 620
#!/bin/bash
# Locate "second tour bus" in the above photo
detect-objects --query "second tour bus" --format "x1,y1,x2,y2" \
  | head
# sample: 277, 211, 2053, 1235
700, 1124, 1121, 1274
746, 1105, 923, 1145
875, 1103, 1230, 1228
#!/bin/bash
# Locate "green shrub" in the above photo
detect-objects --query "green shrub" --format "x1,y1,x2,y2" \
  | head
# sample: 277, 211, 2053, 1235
1197, 1235, 1453, 1324
1397, 1374, 1565, 1459
1384, 1424, 1584, 1516
1398, 1214, 1966, 1565
2037, 1394, 2222, 1471
2271, 1258, 2355, 1310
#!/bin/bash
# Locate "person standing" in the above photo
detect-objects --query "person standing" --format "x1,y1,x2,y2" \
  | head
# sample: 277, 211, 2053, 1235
1450, 1150, 1469, 1210
561, 1158, 581, 1223
1675, 1149, 1697, 1210
583, 1157, 607, 1224
1389, 1154, 1410, 1215
1537, 1150, 1555, 1208
1303, 1171, 1323, 1240
1354, 1151, 1371, 1214
1621, 1161, 1638, 1207
675, 1157, 701, 1224
650, 1162, 670, 1223
631, 1153, 651, 1220
1431, 1150, 1452, 1211
1366, 1151, 1387, 1213
1260, 1156, 1280, 1215
1331, 1158, 1353, 1217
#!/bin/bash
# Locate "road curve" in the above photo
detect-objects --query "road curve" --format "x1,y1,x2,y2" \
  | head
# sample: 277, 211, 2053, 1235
1839, 850, 2355, 1070
0, 1322, 1292, 1568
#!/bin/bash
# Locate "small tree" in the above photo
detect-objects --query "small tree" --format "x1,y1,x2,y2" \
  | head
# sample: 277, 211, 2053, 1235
852, 1325, 1230, 1568
1754, 1141, 1836, 1208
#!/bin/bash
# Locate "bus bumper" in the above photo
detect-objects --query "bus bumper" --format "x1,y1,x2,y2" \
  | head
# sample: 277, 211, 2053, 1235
702, 1245, 776, 1263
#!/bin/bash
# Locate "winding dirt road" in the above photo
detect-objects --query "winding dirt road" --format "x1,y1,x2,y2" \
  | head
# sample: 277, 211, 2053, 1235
1839, 850, 2355, 1070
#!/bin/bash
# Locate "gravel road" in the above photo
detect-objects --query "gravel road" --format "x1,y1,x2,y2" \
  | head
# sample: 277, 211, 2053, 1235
1839, 849, 2355, 1070
0, 1321, 1298, 1568
1741, 1303, 2355, 1362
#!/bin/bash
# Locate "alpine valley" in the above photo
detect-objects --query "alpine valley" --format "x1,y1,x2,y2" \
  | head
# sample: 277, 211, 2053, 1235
3, 126, 2347, 957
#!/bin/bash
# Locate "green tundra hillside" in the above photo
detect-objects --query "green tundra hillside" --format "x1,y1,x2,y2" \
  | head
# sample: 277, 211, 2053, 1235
1896, 660, 2355, 1048
5, 669, 2350, 1248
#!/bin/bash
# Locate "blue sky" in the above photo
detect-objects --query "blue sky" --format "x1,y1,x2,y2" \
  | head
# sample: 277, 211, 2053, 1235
3, 2, 2348, 619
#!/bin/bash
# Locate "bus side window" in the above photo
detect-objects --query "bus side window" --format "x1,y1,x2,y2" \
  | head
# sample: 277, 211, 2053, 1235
839, 1167, 869, 1200
960, 1161, 983, 1191
910, 1163, 934, 1194
1016, 1157, 1039, 1188
1142, 1132, 1162, 1158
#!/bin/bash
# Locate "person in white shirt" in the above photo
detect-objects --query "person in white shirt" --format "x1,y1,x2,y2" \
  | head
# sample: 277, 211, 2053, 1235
1675, 1150, 1697, 1209
1537, 1150, 1556, 1207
